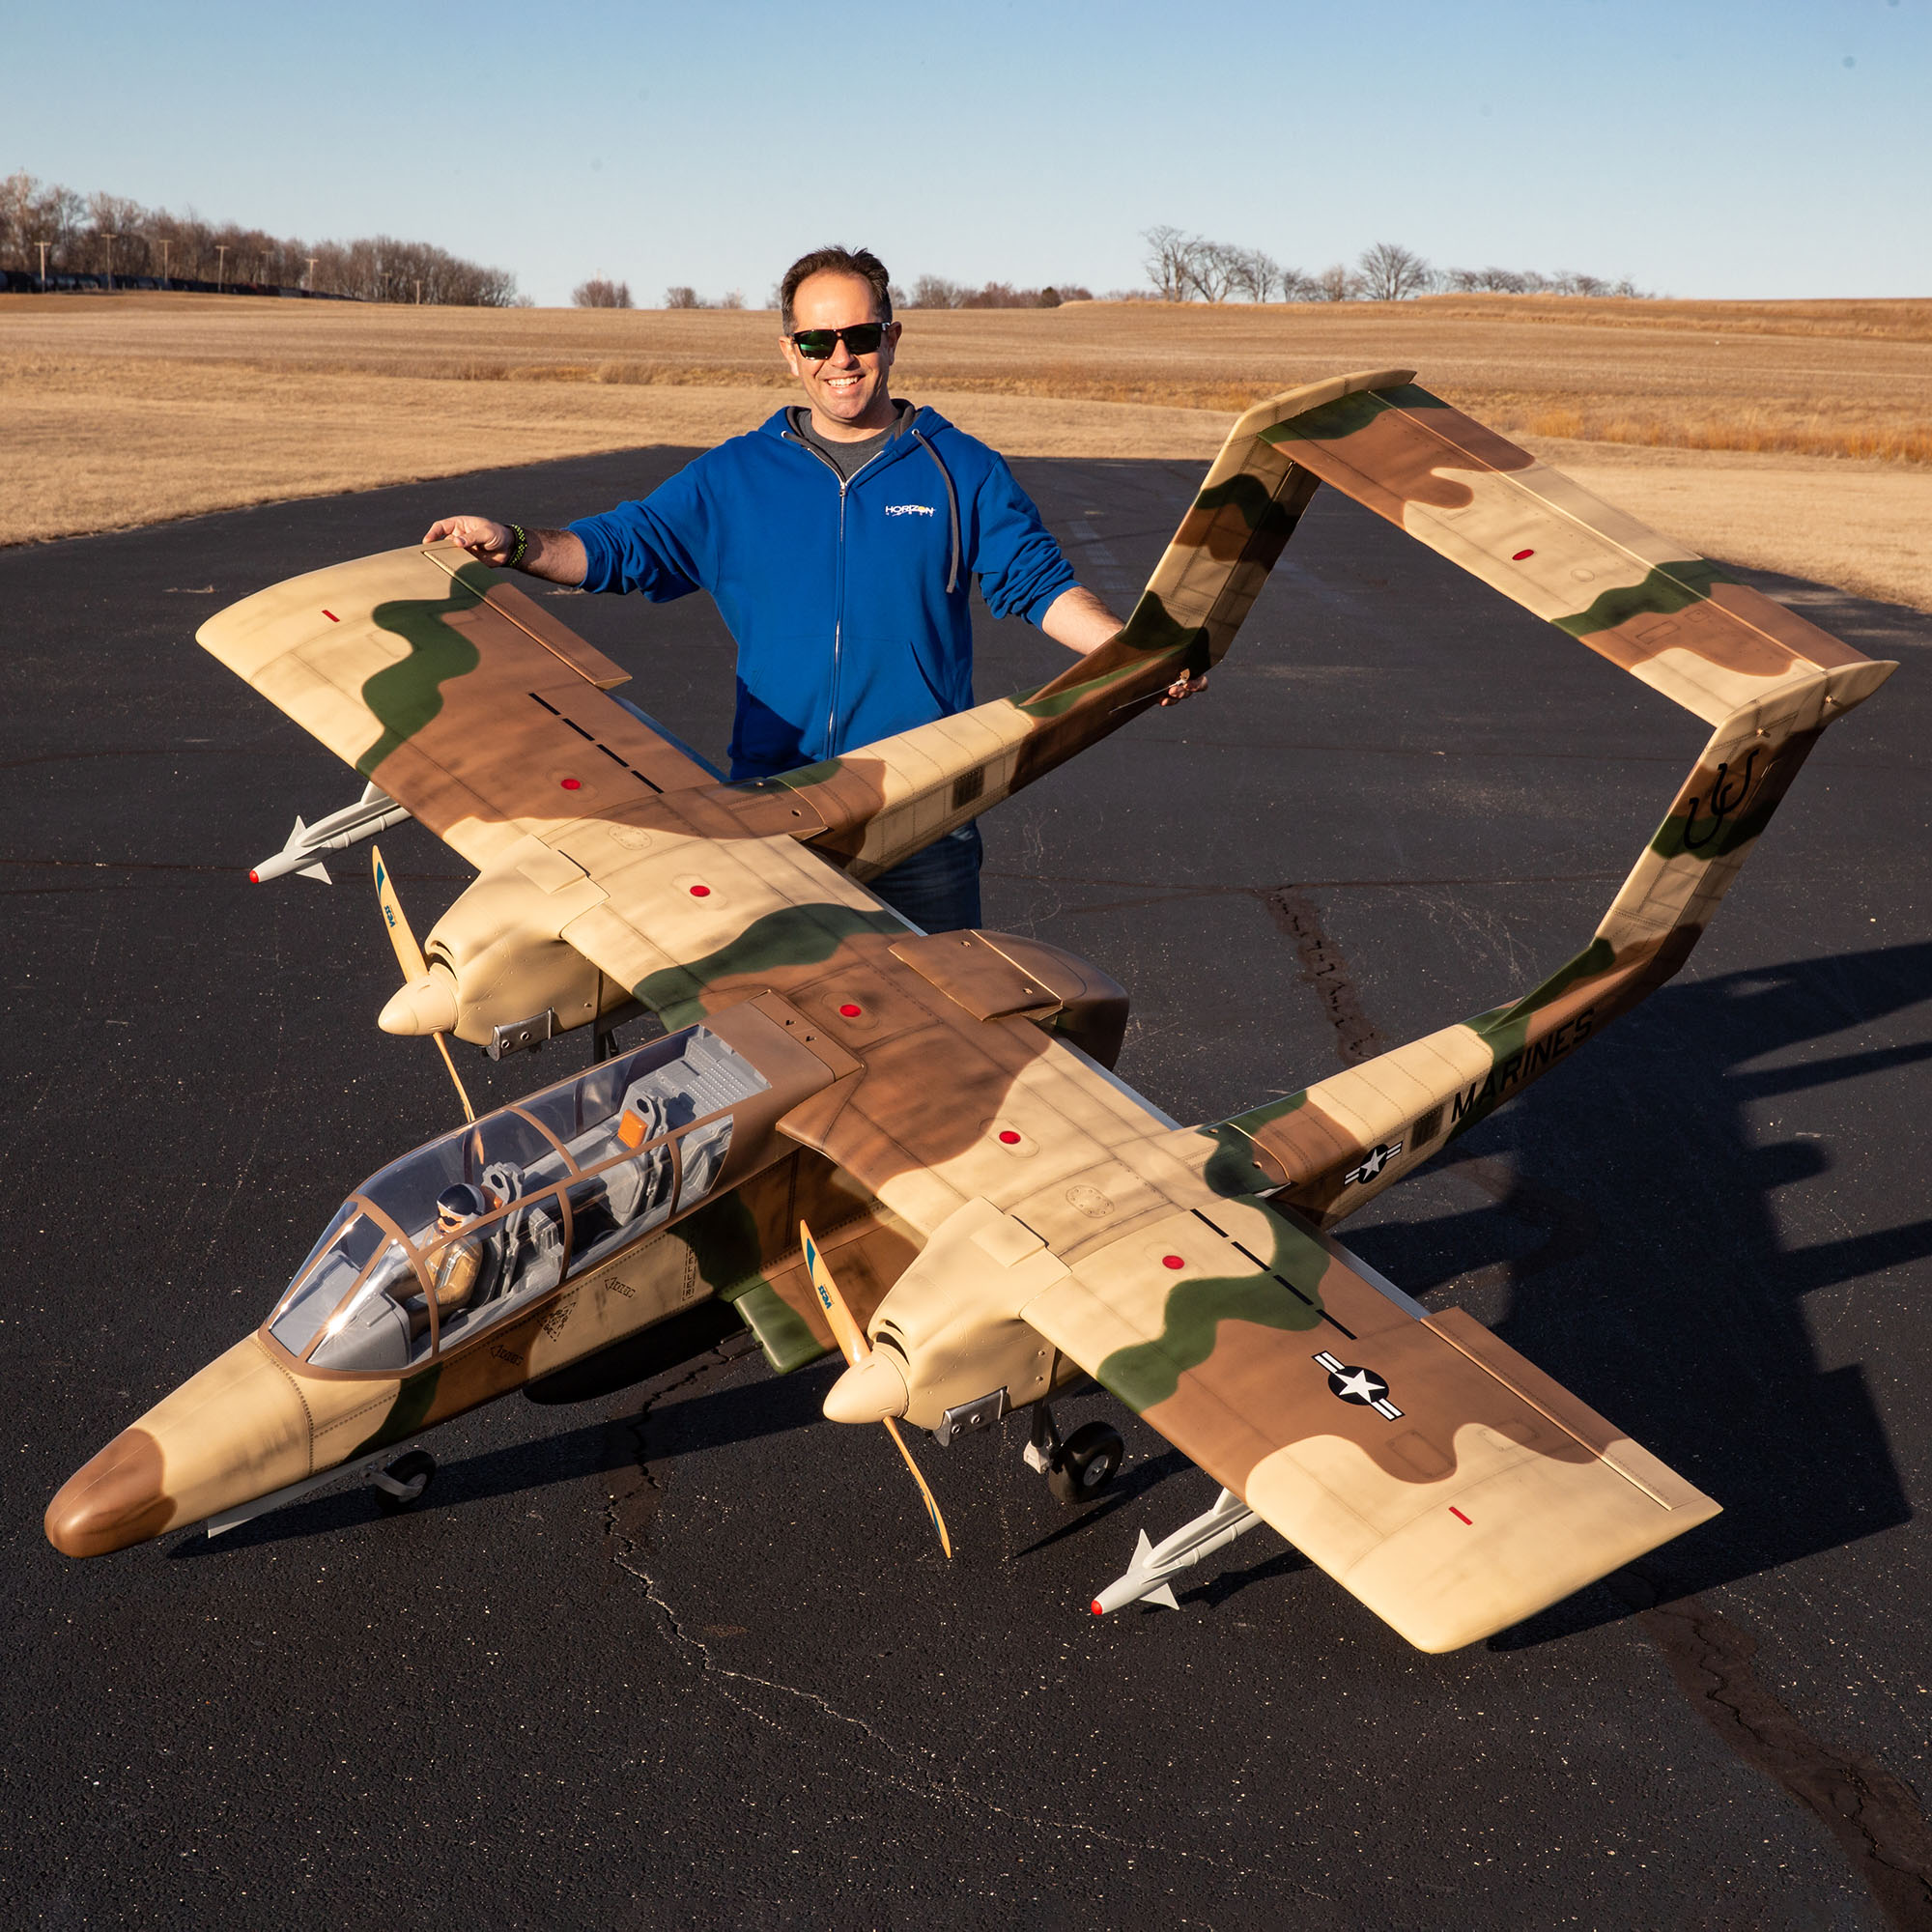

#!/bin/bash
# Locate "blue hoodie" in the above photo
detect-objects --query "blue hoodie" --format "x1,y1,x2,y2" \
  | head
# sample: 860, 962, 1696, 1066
568, 405, 1077, 781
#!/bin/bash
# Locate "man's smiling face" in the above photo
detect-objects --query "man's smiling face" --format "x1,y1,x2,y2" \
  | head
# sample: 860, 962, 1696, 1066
780, 270, 901, 440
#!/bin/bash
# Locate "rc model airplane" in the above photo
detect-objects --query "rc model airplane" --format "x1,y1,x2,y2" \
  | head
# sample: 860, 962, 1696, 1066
45, 371, 1894, 1652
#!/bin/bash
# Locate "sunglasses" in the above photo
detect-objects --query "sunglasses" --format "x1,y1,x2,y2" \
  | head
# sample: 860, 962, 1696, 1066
788, 322, 889, 359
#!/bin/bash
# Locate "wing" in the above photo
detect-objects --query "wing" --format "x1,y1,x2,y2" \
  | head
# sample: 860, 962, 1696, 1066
198, 543, 724, 870
1016, 1193, 1718, 1653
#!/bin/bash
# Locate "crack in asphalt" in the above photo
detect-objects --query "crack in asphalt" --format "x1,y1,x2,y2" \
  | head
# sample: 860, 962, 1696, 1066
598, 1344, 1315, 1894
1274, 883, 1932, 1926
1613, 1573, 1932, 1930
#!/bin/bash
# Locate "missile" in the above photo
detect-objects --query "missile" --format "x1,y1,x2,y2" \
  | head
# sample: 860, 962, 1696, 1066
249, 782, 411, 885
1091, 1487, 1264, 1615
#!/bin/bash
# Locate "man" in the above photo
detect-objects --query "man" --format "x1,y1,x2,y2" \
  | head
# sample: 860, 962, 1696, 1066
426, 245, 1201, 931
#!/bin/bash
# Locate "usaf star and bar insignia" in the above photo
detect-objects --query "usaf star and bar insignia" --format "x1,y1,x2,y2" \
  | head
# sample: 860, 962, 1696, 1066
1314, 1350, 1404, 1421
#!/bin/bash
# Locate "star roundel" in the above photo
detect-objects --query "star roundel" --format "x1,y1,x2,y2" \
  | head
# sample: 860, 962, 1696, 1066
1326, 1363, 1390, 1406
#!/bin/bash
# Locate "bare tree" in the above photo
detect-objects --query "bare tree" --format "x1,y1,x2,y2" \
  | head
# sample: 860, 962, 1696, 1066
1312, 262, 1357, 302
1356, 241, 1432, 300
1141, 225, 1199, 302
719, 288, 745, 309
572, 276, 633, 308
910, 273, 967, 308
1182, 241, 1242, 302
1224, 246, 1282, 302
664, 285, 699, 309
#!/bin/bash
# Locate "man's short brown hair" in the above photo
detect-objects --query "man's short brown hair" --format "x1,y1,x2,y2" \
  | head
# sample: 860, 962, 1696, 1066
780, 245, 892, 332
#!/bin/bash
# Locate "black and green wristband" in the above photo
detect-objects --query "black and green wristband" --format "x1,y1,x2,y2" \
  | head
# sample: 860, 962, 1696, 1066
505, 523, 529, 569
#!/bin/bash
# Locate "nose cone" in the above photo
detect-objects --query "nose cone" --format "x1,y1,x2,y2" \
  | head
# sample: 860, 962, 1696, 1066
823, 1353, 909, 1425
379, 967, 458, 1037
44, 1336, 313, 1558
45, 1428, 173, 1557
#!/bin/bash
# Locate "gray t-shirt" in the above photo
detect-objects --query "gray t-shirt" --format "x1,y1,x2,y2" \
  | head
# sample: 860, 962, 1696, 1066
787, 400, 913, 481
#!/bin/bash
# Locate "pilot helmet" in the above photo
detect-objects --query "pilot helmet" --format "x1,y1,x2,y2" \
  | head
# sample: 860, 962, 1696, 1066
436, 1182, 488, 1224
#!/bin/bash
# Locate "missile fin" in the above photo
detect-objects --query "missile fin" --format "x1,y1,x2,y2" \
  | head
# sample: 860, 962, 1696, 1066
298, 861, 331, 884
1146, 1582, 1180, 1611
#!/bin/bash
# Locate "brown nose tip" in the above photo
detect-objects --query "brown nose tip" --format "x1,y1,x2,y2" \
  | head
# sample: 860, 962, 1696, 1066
44, 1428, 175, 1558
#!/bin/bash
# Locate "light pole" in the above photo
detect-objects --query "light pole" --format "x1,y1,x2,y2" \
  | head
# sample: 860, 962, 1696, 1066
304, 255, 319, 294
158, 238, 170, 288
34, 239, 50, 289
215, 243, 227, 290
413, 278, 423, 305
99, 232, 119, 291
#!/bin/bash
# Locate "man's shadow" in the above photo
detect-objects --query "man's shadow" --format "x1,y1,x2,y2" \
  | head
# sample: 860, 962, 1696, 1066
1339, 939, 1932, 1648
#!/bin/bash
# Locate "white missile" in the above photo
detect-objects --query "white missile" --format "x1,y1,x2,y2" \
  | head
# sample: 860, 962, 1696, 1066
249, 782, 411, 885
1091, 1487, 1264, 1615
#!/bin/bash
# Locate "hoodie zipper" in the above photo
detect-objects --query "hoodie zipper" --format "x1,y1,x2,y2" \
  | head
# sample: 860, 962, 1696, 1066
782, 426, 895, 757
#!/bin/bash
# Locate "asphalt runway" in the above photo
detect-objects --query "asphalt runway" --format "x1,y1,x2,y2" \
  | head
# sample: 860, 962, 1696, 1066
4, 440, 1929, 1931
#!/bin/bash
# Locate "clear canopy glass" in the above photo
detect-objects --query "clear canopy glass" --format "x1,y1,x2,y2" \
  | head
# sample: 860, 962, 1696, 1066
263, 1023, 767, 1374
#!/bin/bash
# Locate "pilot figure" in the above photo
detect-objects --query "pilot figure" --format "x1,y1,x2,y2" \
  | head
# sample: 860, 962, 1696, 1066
425, 1182, 490, 1322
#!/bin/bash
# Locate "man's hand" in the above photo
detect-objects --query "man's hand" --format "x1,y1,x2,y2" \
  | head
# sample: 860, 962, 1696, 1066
423, 515, 517, 562
1042, 586, 1206, 706
420, 517, 588, 586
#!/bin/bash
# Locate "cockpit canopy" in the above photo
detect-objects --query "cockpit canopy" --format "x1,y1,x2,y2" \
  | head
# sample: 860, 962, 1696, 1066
265, 1025, 765, 1376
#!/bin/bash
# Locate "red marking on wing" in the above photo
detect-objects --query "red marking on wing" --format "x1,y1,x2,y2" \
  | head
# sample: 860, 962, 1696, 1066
559, 777, 582, 791
1510, 550, 1534, 562
838, 1003, 863, 1018
689, 884, 711, 897
322, 609, 340, 622
1450, 1506, 1473, 1525
1161, 1254, 1184, 1270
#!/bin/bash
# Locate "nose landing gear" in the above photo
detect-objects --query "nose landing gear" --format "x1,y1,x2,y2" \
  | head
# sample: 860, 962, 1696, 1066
371, 1448, 437, 1513
1025, 1402, 1124, 1507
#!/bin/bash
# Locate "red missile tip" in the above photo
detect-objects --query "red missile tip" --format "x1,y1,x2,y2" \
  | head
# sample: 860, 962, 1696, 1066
1091, 1600, 1103, 1615
998, 1130, 1022, 1145
1162, 1254, 1184, 1269
559, 777, 582, 791
1511, 549, 1534, 562
247, 869, 260, 883
838, 1003, 862, 1017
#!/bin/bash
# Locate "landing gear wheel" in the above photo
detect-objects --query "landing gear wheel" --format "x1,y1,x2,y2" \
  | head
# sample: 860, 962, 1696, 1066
1047, 1422, 1123, 1506
372, 1448, 437, 1513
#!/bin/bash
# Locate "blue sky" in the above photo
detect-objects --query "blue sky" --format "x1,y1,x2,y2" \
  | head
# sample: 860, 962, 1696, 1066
8, 0, 1928, 304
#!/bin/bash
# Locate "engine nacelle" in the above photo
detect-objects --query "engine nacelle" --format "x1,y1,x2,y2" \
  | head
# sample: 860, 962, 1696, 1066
824, 1199, 1071, 1433
378, 852, 630, 1049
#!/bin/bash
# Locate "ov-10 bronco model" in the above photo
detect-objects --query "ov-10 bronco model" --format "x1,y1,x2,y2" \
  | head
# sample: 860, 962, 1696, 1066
44, 371, 1895, 1653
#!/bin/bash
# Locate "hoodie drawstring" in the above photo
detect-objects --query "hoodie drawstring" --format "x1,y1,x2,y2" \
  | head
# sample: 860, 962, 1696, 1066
911, 430, 962, 595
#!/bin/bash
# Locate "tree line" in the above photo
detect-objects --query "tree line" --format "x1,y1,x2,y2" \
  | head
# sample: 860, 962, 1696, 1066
0, 172, 525, 304
1141, 228, 1649, 302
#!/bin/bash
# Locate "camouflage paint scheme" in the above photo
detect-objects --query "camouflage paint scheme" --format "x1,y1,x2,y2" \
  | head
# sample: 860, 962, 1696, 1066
46, 371, 1893, 1654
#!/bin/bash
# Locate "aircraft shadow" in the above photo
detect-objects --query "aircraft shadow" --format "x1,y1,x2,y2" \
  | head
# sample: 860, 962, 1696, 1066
170, 1350, 837, 1559
1339, 940, 1932, 1651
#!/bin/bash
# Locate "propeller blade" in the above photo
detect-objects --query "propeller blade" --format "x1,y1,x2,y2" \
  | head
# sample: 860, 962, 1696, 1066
433, 1033, 476, 1125
800, 1218, 870, 1367
371, 844, 427, 981
372, 845, 474, 1125
801, 1219, 952, 1560
883, 1416, 953, 1560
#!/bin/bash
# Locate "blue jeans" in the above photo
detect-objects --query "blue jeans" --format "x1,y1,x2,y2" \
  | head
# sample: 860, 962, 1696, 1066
868, 822, 983, 932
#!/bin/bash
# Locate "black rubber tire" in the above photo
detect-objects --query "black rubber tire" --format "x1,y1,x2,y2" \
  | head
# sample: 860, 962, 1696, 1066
1047, 1422, 1123, 1506
374, 1448, 437, 1513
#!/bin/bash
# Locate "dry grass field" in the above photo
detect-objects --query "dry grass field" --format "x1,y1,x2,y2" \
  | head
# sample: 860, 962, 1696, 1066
5, 292, 1929, 609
